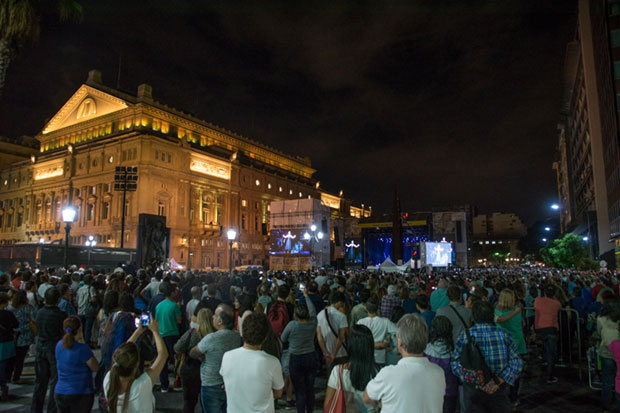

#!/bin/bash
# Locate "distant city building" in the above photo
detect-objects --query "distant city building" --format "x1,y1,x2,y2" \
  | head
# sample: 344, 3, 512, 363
473, 212, 527, 263
473, 213, 527, 239
555, 0, 620, 265
0, 70, 369, 269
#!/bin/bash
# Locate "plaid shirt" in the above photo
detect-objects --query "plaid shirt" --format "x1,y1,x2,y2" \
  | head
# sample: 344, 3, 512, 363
450, 323, 523, 386
380, 294, 401, 320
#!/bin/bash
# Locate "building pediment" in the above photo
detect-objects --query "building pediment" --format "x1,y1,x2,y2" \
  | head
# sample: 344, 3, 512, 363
41, 85, 130, 135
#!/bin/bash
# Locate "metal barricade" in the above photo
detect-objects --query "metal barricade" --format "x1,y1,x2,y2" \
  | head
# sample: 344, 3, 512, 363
522, 307, 583, 381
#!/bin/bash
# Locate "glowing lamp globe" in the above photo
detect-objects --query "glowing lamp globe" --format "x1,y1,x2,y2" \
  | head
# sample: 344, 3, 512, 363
227, 229, 237, 241
62, 206, 77, 223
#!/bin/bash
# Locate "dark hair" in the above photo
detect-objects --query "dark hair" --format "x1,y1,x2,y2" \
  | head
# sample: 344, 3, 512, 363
359, 289, 371, 304
58, 283, 71, 298
329, 291, 346, 305
83, 274, 93, 285
391, 306, 404, 324
119, 292, 135, 312
447, 286, 461, 302
159, 282, 172, 297
308, 281, 319, 294
544, 285, 556, 298
346, 324, 378, 391
217, 304, 235, 330
238, 294, 256, 315
294, 303, 309, 321
472, 300, 494, 324
277, 285, 290, 300
45, 286, 61, 306
601, 299, 620, 322
11, 290, 28, 308
0, 292, 9, 306
365, 298, 378, 314
430, 315, 454, 351
242, 312, 269, 345
62, 315, 82, 349
103, 291, 120, 316
416, 293, 429, 310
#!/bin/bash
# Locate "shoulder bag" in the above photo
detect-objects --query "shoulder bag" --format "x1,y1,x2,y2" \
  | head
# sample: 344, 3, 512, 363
324, 364, 358, 413
449, 305, 497, 388
27, 306, 37, 336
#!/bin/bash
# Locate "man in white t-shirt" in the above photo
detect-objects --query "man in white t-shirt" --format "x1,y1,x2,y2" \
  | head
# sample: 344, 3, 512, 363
317, 291, 348, 365
363, 314, 445, 413
141, 273, 162, 301
357, 298, 396, 366
220, 312, 284, 413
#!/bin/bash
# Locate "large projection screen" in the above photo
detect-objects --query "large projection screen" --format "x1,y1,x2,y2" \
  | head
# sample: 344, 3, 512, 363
423, 242, 453, 267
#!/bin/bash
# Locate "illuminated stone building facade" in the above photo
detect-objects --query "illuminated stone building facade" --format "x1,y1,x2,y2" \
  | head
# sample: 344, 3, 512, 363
0, 70, 371, 269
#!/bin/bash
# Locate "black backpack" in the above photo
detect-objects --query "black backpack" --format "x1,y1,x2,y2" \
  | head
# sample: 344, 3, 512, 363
449, 306, 497, 388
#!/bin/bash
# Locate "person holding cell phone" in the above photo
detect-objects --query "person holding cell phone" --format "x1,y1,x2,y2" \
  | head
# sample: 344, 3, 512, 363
100, 293, 138, 388
281, 285, 318, 413
104, 318, 168, 413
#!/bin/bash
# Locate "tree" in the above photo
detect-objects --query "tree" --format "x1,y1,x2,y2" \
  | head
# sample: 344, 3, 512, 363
540, 233, 598, 270
0, 0, 82, 98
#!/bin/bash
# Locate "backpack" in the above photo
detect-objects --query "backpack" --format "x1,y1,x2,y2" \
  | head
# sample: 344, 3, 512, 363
268, 301, 290, 337
449, 306, 497, 388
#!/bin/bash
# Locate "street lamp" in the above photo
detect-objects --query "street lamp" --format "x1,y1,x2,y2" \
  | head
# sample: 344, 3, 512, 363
583, 236, 589, 241
227, 228, 236, 276
305, 224, 324, 270
544, 227, 551, 232
551, 204, 560, 210
85, 235, 96, 267
542, 238, 547, 242
62, 206, 77, 268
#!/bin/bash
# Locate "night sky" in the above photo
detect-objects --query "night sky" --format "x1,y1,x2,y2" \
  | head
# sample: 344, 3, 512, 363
0, 0, 576, 224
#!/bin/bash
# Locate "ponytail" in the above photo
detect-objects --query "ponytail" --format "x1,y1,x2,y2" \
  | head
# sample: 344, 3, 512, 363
107, 342, 139, 413
62, 315, 81, 349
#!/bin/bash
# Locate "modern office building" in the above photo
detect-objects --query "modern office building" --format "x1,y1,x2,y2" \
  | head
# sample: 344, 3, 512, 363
555, 0, 620, 264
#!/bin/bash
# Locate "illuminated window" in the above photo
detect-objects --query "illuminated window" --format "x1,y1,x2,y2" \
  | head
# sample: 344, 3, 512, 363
242, 200, 247, 207
279, 186, 283, 192
299, 192, 302, 198
268, 183, 272, 189
255, 179, 260, 186
102, 202, 110, 220
87, 204, 94, 221
158, 201, 165, 216
289, 189, 293, 195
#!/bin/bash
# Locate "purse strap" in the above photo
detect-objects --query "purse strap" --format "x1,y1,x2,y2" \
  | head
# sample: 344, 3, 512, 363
326, 308, 348, 352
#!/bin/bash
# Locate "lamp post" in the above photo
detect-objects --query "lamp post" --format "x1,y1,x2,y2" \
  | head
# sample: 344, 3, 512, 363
62, 206, 77, 269
227, 228, 236, 276
303, 224, 324, 270
85, 235, 96, 267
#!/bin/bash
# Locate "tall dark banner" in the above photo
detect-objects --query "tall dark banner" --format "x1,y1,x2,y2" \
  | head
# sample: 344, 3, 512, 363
136, 214, 170, 269
392, 189, 403, 263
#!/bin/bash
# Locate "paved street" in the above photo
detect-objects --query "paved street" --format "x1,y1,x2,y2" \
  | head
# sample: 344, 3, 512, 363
0, 351, 603, 412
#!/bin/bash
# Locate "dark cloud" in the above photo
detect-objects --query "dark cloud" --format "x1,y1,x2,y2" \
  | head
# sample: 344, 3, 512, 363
0, 0, 576, 223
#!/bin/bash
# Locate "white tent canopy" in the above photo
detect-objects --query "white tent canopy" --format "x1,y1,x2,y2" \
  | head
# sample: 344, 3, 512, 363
379, 257, 399, 273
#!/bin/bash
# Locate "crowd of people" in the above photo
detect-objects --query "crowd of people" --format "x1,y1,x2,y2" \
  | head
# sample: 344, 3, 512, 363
0, 263, 618, 412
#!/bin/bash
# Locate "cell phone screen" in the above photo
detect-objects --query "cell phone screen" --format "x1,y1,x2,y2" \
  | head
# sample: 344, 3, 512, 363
134, 317, 140, 328
141, 313, 150, 327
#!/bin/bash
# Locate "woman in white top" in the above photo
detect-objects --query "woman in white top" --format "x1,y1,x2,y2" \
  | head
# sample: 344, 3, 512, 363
104, 319, 168, 413
325, 324, 378, 413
